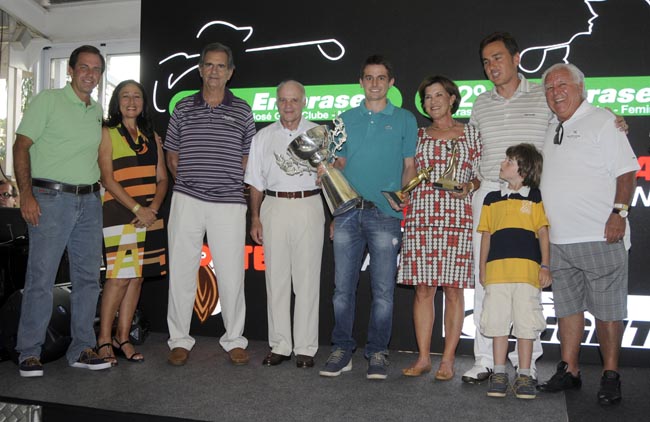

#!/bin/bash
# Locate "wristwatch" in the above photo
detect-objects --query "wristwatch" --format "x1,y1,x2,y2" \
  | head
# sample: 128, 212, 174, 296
612, 207, 629, 218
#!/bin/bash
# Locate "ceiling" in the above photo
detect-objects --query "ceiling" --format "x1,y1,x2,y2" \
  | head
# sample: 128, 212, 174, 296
43, 0, 107, 5
0, 0, 140, 45
0, 10, 43, 43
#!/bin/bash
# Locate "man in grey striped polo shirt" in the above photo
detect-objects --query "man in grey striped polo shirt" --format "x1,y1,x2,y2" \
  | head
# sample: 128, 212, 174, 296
164, 42, 256, 367
463, 32, 550, 385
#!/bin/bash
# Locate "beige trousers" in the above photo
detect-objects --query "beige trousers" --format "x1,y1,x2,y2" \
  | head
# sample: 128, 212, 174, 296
167, 192, 248, 352
260, 195, 324, 356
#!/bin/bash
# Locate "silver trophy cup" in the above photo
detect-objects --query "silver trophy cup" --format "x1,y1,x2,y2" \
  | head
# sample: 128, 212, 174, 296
276, 119, 360, 216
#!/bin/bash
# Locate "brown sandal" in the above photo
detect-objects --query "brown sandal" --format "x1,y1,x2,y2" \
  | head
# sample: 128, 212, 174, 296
402, 363, 432, 377
435, 361, 455, 381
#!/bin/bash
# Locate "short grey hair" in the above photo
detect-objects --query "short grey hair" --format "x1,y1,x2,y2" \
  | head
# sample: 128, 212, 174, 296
199, 42, 234, 69
276, 80, 306, 98
542, 63, 587, 100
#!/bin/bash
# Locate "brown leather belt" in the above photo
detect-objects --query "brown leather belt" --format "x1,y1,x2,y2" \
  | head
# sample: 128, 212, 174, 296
32, 179, 100, 195
265, 189, 321, 199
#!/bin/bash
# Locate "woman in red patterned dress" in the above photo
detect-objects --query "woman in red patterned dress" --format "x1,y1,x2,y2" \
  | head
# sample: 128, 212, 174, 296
398, 76, 481, 380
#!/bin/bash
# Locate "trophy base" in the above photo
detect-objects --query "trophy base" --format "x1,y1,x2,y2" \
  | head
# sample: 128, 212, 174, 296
332, 197, 361, 216
433, 180, 463, 192
381, 191, 405, 208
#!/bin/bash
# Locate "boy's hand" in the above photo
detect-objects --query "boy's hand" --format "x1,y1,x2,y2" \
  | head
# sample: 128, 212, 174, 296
539, 267, 552, 288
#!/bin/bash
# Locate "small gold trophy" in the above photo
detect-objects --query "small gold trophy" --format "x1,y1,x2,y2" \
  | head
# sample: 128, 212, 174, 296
382, 166, 434, 207
382, 138, 462, 207
432, 139, 463, 192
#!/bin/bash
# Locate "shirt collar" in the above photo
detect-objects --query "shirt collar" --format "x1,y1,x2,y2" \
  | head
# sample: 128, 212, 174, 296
63, 82, 97, 108
280, 117, 310, 135
500, 184, 531, 198
193, 88, 234, 107
489, 73, 531, 100
359, 99, 395, 116
550, 99, 589, 125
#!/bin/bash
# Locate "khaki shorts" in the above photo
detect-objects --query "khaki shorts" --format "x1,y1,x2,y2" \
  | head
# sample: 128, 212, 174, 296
480, 283, 546, 340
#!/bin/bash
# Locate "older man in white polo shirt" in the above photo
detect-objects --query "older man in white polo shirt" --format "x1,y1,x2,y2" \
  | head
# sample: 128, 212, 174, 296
538, 63, 638, 406
245, 80, 325, 368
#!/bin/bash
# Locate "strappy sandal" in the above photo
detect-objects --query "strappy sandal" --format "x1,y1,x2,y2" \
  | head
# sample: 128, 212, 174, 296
96, 342, 118, 366
112, 337, 144, 363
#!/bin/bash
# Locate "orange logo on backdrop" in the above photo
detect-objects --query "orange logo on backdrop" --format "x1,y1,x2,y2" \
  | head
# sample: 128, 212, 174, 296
193, 245, 219, 323
193, 244, 265, 322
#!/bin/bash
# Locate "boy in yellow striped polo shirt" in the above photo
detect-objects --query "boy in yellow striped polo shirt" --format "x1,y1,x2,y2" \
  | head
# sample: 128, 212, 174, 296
478, 143, 551, 399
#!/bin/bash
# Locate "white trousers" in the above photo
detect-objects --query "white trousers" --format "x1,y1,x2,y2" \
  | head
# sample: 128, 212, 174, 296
472, 182, 543, 370
261, 195, 324, 357
167, 192, 248, 352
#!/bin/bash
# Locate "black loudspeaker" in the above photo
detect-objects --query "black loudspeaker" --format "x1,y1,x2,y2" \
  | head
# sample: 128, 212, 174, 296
0, 286, 72, 364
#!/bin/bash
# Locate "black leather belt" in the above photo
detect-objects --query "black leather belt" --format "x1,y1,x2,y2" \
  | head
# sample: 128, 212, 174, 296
265, 189, 321, 199
355, 199, 376, 209
32, 179, 100, 195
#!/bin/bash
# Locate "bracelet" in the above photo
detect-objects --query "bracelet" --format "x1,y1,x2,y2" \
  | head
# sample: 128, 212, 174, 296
540, 264, 550, 270
131, 204, 141, 214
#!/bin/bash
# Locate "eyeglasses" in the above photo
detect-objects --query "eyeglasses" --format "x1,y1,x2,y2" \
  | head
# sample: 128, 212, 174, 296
554, 122, 564, 145
1, 192, 16, 198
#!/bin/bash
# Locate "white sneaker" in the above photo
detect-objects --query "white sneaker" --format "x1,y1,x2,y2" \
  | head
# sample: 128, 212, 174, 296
70, 348, 112, 371
462, 364, 492, 384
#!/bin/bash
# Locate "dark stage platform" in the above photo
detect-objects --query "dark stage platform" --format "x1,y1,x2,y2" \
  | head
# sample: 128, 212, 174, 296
0, 333, 648, 421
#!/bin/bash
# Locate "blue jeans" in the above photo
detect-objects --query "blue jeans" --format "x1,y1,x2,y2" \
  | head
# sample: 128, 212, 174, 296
17, 187, 102, 365
331, 208, 402, 356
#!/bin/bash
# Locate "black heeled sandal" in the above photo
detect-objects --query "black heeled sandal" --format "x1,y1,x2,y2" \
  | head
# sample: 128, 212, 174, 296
96, 343, 118, 366
112, 337, 144, 363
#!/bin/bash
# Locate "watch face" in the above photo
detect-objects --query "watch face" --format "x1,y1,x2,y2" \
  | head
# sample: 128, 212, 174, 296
620, 210, 629, 218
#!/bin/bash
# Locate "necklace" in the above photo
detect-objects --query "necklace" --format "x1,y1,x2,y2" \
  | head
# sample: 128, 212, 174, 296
430, 121, 456, 131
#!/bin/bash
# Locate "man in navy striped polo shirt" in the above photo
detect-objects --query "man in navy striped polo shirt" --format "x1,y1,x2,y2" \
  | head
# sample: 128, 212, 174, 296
164, 42, 256, 367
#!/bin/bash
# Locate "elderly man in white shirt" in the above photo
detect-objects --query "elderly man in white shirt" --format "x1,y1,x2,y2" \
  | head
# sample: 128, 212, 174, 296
538, 63, 638, 406
245, 80, 325, 368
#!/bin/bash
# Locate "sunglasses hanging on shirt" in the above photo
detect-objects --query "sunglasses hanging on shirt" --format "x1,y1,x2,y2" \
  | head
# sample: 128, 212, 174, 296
554, 122, 564, 145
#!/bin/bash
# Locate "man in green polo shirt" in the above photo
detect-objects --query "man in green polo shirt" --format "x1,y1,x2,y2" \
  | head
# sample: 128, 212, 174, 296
13, 45, 111, 377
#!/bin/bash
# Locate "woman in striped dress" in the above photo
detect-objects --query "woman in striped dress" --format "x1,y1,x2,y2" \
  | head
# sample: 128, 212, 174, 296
96, 80, 168, 364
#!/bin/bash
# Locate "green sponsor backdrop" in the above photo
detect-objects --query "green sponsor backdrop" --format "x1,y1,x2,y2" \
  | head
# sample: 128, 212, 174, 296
414, 76, 650, 118
169, 76, 649, 120
169, 85, 404, 121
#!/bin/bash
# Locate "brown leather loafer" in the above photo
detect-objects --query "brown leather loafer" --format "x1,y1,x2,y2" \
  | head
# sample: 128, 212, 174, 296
228, 347, 249, 365
168, 347, 190, 366
295, 354, 314, 368
262, 352, 291, 366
